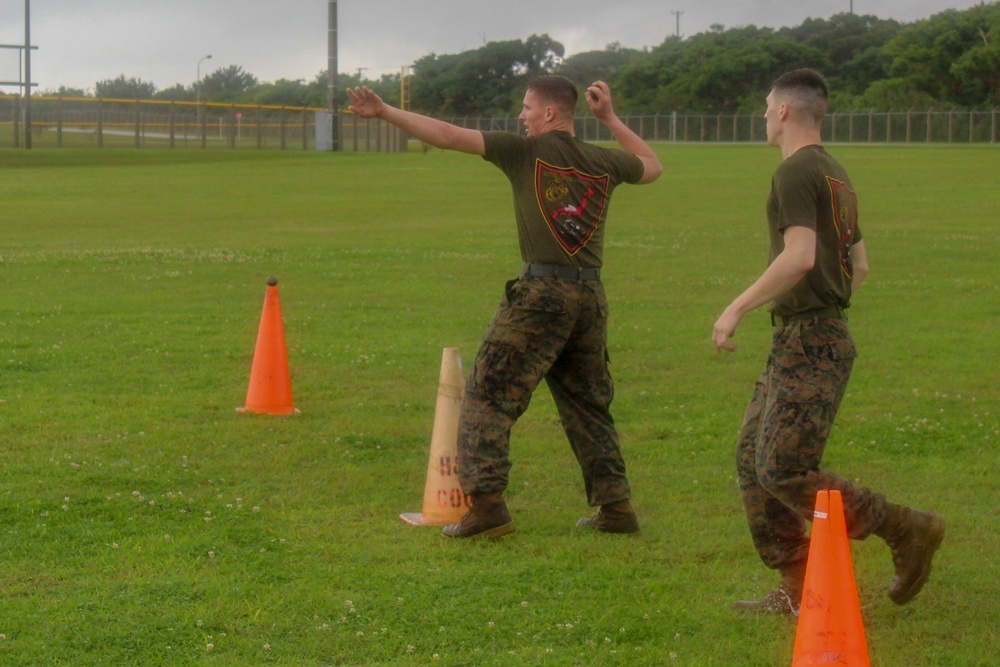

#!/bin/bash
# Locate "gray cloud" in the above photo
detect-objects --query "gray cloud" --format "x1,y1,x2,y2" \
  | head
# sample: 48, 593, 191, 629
0, 0, 983, 93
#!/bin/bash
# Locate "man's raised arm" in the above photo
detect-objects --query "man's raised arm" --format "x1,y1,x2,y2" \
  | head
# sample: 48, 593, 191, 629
586, 81, 663, 185
347, 86, 485, 156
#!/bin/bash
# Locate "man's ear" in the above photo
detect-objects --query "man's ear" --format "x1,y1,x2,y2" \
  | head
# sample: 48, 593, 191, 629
778, 102, 791, 121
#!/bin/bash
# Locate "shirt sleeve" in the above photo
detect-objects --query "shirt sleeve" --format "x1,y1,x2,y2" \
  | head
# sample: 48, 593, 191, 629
773, 158, 820, 232
481, 131, 530, 177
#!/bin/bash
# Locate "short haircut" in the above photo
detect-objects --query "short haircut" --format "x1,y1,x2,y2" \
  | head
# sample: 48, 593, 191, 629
527, 75, 578, 115
772, 69, 829, 124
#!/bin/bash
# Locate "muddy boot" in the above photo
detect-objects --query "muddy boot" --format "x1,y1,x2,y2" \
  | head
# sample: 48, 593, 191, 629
576, 499, 640, 535
875, 503, 946, 605
732, 560, 807, 616
441, 492, 515, 539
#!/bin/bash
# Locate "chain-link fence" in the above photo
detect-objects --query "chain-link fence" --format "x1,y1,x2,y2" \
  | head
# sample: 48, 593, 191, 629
446, 109, 1000, 144
2, 96, 997, 149
0, 95, 406, 151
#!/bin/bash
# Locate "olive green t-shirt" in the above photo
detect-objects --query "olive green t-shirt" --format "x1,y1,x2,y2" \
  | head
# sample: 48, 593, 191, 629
767, 145, 863, 317
481, 130, 644, 268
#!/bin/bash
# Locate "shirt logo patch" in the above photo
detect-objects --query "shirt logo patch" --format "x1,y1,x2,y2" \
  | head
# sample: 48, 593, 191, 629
827, 176, 858, 278
535, 160, 609, 256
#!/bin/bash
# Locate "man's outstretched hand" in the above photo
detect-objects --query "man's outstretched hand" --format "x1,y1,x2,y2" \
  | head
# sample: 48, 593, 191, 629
347, 86, 385, 119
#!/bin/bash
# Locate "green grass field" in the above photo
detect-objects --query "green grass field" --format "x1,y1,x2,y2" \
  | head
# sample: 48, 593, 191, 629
1, 144, 997, 666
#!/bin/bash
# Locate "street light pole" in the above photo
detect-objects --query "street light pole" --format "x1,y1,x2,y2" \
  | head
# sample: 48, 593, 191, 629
197, 54, 212, 103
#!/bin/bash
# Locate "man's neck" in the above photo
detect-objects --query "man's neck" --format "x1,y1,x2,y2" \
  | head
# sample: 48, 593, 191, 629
780, 128, 823, 160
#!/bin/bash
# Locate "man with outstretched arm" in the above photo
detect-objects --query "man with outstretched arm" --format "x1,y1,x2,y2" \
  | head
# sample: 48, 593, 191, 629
713, 68, 945, 615
348, 76, 662, 539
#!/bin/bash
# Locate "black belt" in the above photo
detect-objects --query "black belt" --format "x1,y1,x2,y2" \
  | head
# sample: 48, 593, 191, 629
521, 263, 601, 281
771, 305, 846, 327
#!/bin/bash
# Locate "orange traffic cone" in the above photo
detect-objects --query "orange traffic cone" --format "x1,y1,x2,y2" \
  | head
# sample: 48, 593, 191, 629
238, 276, 296, 415
400, 347, 471, 526
792, 490, 870, 667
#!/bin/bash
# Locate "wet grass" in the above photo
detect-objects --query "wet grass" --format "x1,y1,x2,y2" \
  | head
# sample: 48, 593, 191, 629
0, 144, 997, 665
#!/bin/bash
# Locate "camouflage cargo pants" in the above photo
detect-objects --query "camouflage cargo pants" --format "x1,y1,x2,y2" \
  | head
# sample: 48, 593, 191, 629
457, 274, 632, 506
736, 317, 888, 569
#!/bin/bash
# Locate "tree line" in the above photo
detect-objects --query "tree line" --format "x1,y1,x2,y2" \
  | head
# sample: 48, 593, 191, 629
38, 3, 999, 114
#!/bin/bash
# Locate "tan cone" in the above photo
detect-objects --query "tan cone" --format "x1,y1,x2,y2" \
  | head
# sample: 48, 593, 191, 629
400, 348, 471, 526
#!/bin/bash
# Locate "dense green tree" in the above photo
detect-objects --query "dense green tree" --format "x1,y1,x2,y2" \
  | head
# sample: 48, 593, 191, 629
199, 65, 258, 103
411, 34, 563, 115
881, 3, 1000, 107
153, 84, 193, 102
94, 74, 156, 100
780, 13, 900, 94
39, 85, 88, 98
555, 42, 645, 95
253, 78, 312, 107
950, 22, 1000, 105
617, 27, 826, 112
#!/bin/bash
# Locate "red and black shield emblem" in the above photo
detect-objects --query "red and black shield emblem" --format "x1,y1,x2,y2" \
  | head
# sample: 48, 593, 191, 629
534, 161, 609, 255
826, 176, 858, 278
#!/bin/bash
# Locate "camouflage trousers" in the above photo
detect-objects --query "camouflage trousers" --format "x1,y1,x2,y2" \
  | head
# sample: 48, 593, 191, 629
457, 274, 632, 506
736, 317, 888, 569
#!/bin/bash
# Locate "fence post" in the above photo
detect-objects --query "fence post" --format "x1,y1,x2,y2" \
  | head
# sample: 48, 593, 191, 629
279, 108, 286, 150
57, 96, 63, 147
993, 108, 997, 144
97, 98, 103, 148
906, 109, 912, 143
302, 108, 308, 150
12, 94, 19, 148
134, 99, 141, 148
948, 109, 954, 143
886, 110, 892, 143
200, 104, 207, 149
256, 107, 263, 150
169, 102, 176, 149
927, 109, 933, 143
969, 110, 975, 143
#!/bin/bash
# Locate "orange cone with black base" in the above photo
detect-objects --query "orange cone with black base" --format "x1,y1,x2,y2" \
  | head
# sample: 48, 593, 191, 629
400, 347, 471, 526
792, 490, 870, 666
238, 276, 295, 415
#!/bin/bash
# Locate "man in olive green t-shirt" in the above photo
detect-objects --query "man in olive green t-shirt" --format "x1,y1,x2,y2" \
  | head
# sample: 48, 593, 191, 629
348, 76, 662, 539
712, 69, 945, 616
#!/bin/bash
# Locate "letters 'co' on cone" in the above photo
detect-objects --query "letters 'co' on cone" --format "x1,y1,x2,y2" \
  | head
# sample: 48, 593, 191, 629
238, 277, 295, 415
400, 347, 471, 526
792, 490, 870, 667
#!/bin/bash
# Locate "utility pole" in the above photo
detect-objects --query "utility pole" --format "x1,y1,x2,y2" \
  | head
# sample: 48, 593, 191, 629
326, 0, 340, 150
355, 67, 368, 81
671, 10, 683, 39
24, 0, 31, 149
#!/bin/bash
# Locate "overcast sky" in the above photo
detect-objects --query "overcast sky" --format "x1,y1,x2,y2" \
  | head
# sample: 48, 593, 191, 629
0, 1, 986, 94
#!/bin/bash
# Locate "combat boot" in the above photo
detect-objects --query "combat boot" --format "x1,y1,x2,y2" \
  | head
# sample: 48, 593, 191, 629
441, 492, 515, 539
732, 560, 807, 616
875, 503, 946, 604
576, 499, 640, 535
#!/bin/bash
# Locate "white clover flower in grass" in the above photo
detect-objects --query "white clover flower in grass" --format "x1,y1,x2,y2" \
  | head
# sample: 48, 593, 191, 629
205, 644, 214, 652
